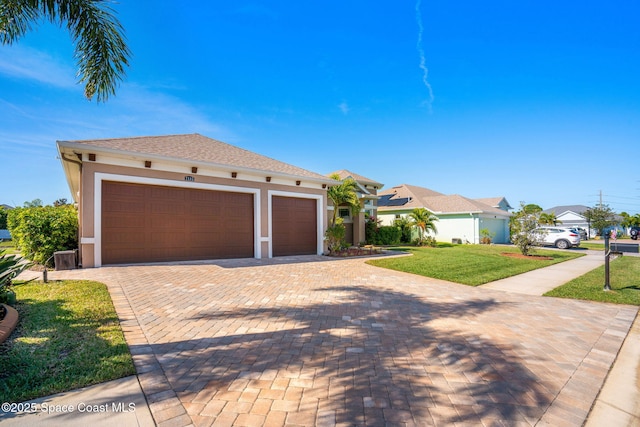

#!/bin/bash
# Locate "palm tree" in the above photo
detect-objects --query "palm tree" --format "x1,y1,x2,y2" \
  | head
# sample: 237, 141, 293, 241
539, 212, 561, 226
327, 173, 360, 226
1, 0, 131, 102
409, 208, 438, 245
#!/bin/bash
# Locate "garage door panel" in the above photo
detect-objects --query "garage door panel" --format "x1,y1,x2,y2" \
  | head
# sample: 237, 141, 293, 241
272, 196, 317, 256
102, 181, 254, 264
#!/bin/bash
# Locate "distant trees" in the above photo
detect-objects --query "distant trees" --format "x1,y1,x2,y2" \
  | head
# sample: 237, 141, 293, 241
584, 205, 616, 236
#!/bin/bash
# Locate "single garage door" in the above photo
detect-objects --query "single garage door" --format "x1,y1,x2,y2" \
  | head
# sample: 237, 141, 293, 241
102, 181, 254, 264
272, 196, 317, 256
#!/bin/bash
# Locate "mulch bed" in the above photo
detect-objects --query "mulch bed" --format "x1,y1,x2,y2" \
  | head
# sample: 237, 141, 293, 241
501, 252, 553, 260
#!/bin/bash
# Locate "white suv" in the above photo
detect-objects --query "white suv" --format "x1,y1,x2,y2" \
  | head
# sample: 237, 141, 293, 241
535, 227, 581, 249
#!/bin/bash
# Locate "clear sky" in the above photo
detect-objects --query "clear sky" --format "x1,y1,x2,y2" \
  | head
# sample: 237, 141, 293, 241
1, 1, 639, 214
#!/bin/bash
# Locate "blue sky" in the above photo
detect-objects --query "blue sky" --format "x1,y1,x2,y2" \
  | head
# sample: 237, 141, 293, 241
1, 1, 639, 214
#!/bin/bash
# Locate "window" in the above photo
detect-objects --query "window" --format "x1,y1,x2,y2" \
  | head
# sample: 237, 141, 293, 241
339, 208, 351, 218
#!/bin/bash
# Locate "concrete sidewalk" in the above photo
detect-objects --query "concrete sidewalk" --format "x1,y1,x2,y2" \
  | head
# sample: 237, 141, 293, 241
0, 376, 154, 426
480, 250, 605, 295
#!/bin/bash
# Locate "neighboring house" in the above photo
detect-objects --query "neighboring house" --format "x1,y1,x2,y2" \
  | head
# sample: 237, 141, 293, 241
1, 204, 13, 210
57, 134, 335, 268
543, 205, 625, 237
327, 170, 383, 245
377, 184, 512, 244
542, 205, 590, 231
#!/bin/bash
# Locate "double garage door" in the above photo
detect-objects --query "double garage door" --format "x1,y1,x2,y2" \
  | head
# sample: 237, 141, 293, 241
101, 181, 317, 265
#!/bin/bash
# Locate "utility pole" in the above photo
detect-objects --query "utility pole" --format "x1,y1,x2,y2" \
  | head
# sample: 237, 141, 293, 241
599, 190, 603, 208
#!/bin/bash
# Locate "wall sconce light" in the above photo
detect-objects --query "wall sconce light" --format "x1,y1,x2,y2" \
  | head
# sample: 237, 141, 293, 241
296, 180, 301, 186
231, 172, 237, 178
266, 176, 271, 182
322, 184, 327, 189
144, 161, 152, 168
191, 167, 198, 174
88, 153, 96, 161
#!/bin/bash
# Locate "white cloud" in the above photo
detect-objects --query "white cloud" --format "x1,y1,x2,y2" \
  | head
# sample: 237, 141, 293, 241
0, 45, 76, 88
338, 101, 350, 115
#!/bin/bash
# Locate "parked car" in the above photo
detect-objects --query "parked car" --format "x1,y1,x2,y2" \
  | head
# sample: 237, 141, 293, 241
631, 226, 640, 240
535, 227, 581, 249
570, 227, 588, 240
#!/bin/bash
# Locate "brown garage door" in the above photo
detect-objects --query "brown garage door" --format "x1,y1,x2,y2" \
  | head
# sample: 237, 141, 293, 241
272, 196, 317, 256
102, 181, 254, 264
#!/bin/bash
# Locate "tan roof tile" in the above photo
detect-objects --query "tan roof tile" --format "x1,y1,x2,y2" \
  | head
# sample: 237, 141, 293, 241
328, 170, 383, 187
59, 133, 331, 181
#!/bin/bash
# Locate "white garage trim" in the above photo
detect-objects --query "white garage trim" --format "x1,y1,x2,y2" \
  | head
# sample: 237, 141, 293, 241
267, 190, 324, 258
93, 172, 261, 267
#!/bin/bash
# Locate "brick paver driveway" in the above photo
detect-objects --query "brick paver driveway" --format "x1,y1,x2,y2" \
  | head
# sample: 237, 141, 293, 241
53, 255, 637, 426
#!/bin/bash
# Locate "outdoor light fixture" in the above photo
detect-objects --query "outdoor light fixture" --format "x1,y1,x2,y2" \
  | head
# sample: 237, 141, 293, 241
88, 153, 96, 161
231, 172, 237, 178
144, 161, 152, 168
296, 180, 301, 186
322, 184, 327, 189
191, 167, 198, 173
266, 176, 271, 182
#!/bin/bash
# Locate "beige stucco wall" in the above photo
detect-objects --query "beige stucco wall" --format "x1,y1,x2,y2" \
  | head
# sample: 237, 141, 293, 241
78, 162, 327, 267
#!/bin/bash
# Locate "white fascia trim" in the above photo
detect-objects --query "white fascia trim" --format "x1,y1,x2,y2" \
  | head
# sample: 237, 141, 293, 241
93, 172, 261, 267
267, 190, 325, 258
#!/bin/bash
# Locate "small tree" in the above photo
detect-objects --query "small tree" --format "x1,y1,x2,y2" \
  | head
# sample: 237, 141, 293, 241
510, 202, 545, 255
584, 205, 616, 236
409, 208, 438, 246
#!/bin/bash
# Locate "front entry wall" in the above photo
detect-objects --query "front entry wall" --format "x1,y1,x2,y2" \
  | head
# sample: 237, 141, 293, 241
101, 181, 254, 264
79, 167, 327, 267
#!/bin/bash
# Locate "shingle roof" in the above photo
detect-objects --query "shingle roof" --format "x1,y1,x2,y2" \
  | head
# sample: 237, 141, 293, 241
58, 133, 331, 181
328, 170, 383, 187
543, 205, 590, 215
378, 184, 510, 216
475, 197, 513, 210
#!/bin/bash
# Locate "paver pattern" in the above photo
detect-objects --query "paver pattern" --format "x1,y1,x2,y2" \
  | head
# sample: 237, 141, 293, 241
48, 255, 638, 426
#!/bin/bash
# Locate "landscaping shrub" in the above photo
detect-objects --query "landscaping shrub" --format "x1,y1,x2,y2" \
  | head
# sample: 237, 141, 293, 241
365, 216, 379, 245
7, 205, 78, 267
325, 219, 347, 254
376, 226, 402, 245
0, 250, 32, 305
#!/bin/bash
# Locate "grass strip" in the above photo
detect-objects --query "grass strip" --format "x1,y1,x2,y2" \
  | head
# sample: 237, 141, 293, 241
0, 280, 135, 402
367, 244, 583, 286
544, 256, 640, 305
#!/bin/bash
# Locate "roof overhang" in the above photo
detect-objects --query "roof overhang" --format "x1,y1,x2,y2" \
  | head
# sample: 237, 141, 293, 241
57, 140, 335, 202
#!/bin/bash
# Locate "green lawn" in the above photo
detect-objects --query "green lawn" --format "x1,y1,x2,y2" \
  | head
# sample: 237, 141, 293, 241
367, 244, 583, 286
0, 280, 135, 403
545, 256, 640, 305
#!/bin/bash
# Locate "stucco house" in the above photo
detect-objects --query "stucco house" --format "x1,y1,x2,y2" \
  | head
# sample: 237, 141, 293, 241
327, 170, 383, 245
377, 184, 512, 244
57, 134, 335, 267
542, 205, 590, 231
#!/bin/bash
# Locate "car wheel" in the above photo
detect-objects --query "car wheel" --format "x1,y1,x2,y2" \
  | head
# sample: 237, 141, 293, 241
556, 240, 570, 249
632, 235, 638, 240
